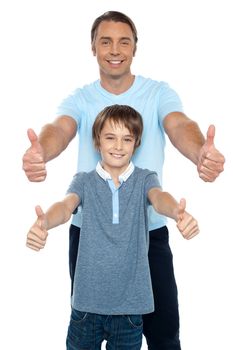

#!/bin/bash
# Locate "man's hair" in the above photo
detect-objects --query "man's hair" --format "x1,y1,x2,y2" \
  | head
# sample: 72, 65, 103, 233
91, 11, 138, 46
92, 104, 143, 151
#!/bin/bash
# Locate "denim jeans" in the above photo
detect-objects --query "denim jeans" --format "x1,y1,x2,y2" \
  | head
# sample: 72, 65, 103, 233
66, 308, 143, 350
69, 225, 181, 350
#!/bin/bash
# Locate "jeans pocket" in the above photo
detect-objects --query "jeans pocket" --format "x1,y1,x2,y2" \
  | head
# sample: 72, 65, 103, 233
126, 314, 143, 329
67, 309, 90, 347
71, 309, 88, 324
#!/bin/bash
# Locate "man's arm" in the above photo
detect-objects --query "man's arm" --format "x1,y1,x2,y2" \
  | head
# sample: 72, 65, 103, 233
22, 115, 77, 182
163, 112, 225, 182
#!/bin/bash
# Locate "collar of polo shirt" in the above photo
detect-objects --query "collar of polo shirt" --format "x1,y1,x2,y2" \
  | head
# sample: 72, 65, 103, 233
96, 161, 135, 183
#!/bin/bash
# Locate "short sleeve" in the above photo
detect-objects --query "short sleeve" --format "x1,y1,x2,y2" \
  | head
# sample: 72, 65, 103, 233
158, 83, 183, 124
56, 89, 82, 126
66, 172, 87, 203
144, 171, 161, 196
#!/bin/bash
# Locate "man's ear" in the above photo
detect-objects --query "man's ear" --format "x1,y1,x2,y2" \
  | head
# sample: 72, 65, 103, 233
92, 44, 96, 56
133, 44, 137, 56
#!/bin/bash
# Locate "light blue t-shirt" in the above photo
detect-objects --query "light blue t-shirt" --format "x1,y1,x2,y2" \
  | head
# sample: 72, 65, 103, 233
57, 75, 183, 230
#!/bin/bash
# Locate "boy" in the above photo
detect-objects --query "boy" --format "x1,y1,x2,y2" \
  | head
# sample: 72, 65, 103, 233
26, 105, 199, 350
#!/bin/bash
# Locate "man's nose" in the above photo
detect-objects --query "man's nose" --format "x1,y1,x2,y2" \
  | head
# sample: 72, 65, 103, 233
110, 42, 120, 55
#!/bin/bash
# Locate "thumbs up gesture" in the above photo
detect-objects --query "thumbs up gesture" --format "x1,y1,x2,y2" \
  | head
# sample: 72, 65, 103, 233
22, 129, 47, 182
197, 125, 225, 182
176, 198, 199, 239
26, 206, 48, 251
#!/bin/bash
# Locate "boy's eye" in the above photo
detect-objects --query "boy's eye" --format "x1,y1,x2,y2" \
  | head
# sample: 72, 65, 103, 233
124, 138, 133, 142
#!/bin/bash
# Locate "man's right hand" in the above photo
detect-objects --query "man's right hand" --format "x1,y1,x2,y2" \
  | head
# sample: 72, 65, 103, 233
22, 128, 47, 182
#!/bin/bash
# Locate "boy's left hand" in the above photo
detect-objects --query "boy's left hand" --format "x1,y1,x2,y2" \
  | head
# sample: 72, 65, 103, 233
176, 198, 199, 239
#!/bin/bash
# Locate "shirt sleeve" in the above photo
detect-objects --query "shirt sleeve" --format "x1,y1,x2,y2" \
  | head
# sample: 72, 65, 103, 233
66, 172, 86, 203
56, 88, 83, 127
158, 82, 183, 124
144, 171, 161, 196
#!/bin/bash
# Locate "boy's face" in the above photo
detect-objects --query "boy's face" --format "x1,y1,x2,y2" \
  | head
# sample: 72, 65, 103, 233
99, 119, 136, 174
92, 20, 136, 80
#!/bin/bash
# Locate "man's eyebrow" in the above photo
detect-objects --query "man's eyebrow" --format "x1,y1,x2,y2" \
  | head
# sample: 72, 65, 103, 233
99, 36, 111, 40
99, 36, 132, 41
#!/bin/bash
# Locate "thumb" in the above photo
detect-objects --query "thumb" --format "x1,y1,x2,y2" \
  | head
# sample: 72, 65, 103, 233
206, 124, 215, 148
177, 198, 186, 221
35, 205, 46, 229
27, 128, 40, 149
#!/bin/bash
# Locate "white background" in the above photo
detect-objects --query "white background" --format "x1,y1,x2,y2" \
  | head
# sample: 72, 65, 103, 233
0, 0, 232, 349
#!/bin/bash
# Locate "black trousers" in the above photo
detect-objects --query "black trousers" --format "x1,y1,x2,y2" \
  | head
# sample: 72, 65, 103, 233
69, 225, 181, 350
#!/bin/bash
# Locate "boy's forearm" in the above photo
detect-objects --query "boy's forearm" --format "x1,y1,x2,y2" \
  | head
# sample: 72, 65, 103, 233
44, 202, 72, 230
151, 191, 179, 221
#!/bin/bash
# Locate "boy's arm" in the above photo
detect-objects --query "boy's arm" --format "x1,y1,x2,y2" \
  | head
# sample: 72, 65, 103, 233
148, 188, 199, 239
26, 193, 80, 251
22, 115, 77, 182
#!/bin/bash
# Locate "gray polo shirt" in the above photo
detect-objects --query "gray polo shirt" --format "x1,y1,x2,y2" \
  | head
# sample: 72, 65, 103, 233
67, 165, 161, 315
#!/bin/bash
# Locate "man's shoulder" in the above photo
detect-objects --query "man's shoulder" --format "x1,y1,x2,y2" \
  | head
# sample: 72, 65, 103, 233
136, 75, 169, 88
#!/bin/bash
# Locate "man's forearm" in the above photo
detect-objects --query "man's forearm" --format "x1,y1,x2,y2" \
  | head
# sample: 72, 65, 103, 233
38, 123, 69, 162
164, 113, 205, 165
39, 116, 77, 162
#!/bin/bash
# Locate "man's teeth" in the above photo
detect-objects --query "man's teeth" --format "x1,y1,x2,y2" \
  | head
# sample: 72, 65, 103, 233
109, 61, 121, 64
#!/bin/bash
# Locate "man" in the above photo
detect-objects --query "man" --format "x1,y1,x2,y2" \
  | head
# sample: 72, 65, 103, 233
22, 11, 225, 350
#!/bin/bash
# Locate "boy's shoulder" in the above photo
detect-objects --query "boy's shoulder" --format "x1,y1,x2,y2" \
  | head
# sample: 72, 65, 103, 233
134, 166, 157, 177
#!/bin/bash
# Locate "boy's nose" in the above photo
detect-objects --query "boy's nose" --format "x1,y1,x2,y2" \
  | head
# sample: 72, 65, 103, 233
114, 139, 123, 150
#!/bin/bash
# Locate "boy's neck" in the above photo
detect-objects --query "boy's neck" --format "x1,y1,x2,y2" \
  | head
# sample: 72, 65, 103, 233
101, 162, 131, 188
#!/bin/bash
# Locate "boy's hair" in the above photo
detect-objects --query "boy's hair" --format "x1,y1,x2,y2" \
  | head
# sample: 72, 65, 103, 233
91, 11, 138, 49
92, 104, 143, 151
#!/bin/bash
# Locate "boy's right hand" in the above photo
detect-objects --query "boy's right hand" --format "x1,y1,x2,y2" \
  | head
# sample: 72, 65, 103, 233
22, 129, 47, 182
26, 206, 48, 251
176, 198, 199, 240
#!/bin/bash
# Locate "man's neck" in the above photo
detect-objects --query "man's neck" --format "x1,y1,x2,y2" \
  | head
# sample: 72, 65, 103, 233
100, 72, 135, 95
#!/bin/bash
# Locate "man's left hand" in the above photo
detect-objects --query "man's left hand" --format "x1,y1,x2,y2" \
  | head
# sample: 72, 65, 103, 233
197, 125, 225, 182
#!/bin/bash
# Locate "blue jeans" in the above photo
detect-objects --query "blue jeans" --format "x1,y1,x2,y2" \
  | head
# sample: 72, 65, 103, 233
66, 309, 143, 350
69, 225, 181, 350
143, 227, 181, 349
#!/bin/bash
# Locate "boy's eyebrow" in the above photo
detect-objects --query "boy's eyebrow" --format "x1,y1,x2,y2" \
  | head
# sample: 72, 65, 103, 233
103, 132, 134, 138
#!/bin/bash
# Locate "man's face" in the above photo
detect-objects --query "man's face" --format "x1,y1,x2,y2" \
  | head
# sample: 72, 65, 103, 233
92, 20, 136, 80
